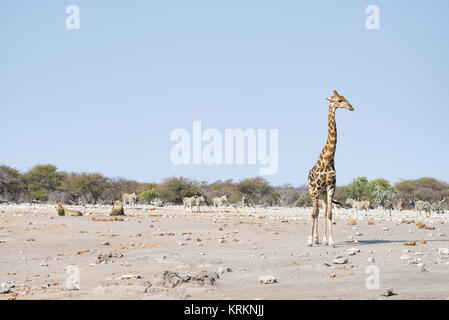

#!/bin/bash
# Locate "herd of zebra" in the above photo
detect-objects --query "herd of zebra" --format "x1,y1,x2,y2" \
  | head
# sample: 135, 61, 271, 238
182, 195, 228, 213
331, 198, 447, 216
122, 191, 447, 217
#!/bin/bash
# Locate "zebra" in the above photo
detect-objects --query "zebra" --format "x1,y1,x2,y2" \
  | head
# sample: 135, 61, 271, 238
213, 195, 228, 213
151, 197, 163, 207
241, 195, 247, 214
393, 199, 403, 211
431, 199, 446, 214
380, 199, 394, 216
182, 196, 196, 214
414, 200, 432, 217
122, 193, 137, 206
194, 195, 205, 212
345, 198, 370, 211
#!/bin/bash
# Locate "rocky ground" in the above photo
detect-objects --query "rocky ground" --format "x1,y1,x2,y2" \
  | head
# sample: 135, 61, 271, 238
0, 203, 449, 300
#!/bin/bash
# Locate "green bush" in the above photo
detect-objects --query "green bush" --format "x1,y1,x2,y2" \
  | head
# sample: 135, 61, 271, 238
139, 188, 158, 203
157, 177, 201, 204
294, 194, 311, 207
343, 177, 370, 201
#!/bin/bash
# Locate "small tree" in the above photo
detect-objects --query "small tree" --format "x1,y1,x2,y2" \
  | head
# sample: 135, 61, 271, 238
60, 172, 109, 204
237, 177, 273, 205
23, 164, 63, 201
343, 177, 370, 201
0, 165, 24, 202
158, 177, 201, 204
139, 188, 158, 204
368, 178, 396, 206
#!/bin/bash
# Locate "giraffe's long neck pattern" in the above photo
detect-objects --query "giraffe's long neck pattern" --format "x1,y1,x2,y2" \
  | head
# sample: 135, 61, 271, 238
326, 105, 337, 155
319, 104, 337, 167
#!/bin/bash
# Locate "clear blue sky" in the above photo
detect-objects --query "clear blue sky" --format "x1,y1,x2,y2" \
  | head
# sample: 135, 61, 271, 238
1, 1, 448, 186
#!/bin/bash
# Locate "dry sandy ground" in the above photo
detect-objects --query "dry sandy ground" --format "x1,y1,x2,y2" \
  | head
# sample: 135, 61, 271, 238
1, 204, 449, 300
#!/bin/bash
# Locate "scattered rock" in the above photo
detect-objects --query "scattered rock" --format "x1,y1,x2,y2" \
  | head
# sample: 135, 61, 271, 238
346, 248, 360, 256
368, 257, 375, 263
259, 275, 278, 284
381, 288, 397, 297
217, 266, 232, 274
0, 282, 13, 294
97, 252, 123, 264
438, 248, 449, 255
333, 257, 348, 264
151, 270, 219, 289
116, 274, 141, 281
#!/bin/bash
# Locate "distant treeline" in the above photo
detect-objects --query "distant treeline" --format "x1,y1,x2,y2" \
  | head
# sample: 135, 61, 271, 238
0, 164, 448, 209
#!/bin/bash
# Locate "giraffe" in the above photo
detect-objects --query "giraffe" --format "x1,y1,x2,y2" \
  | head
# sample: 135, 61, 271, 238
307, 90, 354, 247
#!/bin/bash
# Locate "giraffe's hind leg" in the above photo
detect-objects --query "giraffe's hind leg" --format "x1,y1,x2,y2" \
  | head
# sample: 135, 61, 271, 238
307, 194, 319, 247
327, 188, 335, 247
322, 195, 328, 246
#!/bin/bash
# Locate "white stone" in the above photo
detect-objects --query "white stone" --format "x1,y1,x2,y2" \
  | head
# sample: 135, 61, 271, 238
333, 258, 348, 264
346, 248, 360, 256
259, 275, 278, 284
116, 274, 141, 280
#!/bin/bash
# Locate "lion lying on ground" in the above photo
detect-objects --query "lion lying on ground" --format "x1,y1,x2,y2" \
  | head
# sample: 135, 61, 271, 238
55, 204, 83, 216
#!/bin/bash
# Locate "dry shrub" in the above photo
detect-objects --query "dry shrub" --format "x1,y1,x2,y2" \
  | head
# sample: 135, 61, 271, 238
92, 217, 123, 222
416, 222, 435, 230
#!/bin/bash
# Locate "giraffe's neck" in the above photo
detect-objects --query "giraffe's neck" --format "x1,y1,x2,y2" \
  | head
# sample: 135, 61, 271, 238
320, 105, 337, 166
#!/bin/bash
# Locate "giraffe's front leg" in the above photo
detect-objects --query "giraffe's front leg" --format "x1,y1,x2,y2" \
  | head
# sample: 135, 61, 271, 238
313, 216, 319, 245
308, 197, 319, 246
307, 218, 315, 247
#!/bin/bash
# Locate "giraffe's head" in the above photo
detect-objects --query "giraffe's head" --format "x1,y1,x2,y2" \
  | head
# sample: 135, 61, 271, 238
327, 90, 354, 111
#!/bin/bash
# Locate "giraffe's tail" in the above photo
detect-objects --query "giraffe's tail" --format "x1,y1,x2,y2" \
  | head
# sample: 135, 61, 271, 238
332, 199, 344, 206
